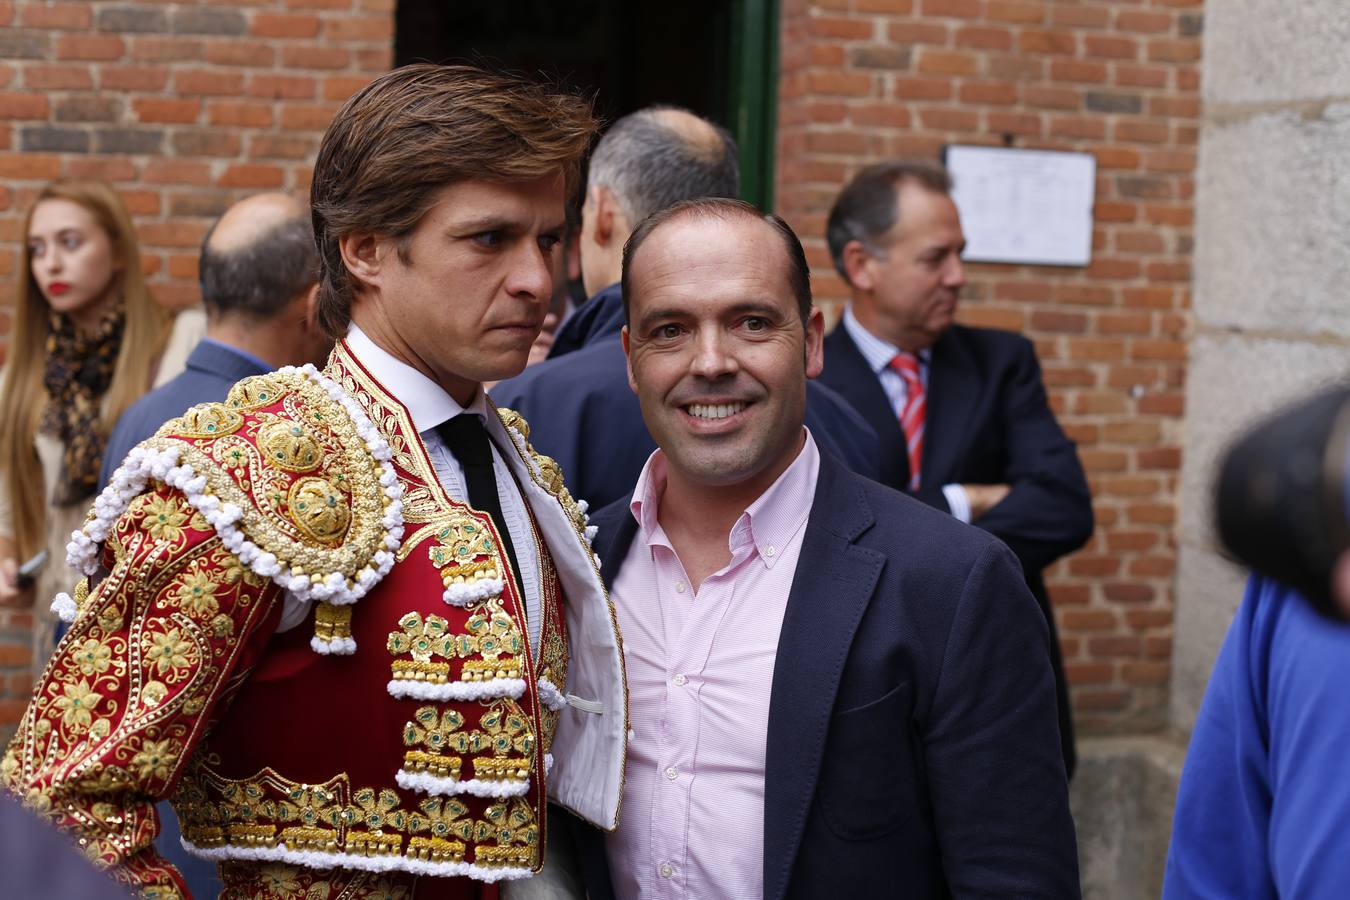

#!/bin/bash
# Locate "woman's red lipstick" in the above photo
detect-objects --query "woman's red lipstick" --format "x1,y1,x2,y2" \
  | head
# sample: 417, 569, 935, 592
46, 282, 70, 296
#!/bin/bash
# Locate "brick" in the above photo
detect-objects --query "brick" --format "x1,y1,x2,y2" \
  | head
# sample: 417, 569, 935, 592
99, 65, 169, 92
1019, 29, 1075, 55
1069, 338, 1124, 361
280, 44, 350, 70
847, 44, 914, 76
1116, 11, 1172, 34
353, 46, 393, 72
811, 15, 874, 40
138, 221, 208, 248
247, 134, 317, 160
250, 73, 321, 101
54, 96, 122, 123
1146, 260, 1190, 282
806, 70, 873, 96
251, 12, 321, 38
20, 2, 90, 29
23, 64, 92, 90
96, 6, 167, 33
1074, 689, 1129, 712
855, 0, 914, 10
167, 253, 199, 279
1052, 5, 1109, 28
919, 107, 979, 131
324, 14, 394, 41
1025, 86, 1079, 110
1116, 120, 1169, 143
807, 131, 869, 155
0, 29, 45, 59
95, 127, 163, 155
986, 111, 1041, 136
279, 104, 341, 131
960, 81, 1017, 105
1050, 115, 1106, 139
1072, 393, 1128, 414
1051, 59, 1107, 84
1148, 38, 1200, 63
20, 126, 88, 153
987, 0, 1042, 22
56, 34, 125, 61
1066, 663, 1114, 685
130, 35, 202, 62
0, 153, 60, 180
920, 0, 981, 16
1137, 447, 1181, 470
1085, 91, 1143, 114
1095, 146, 1141, 169
1089, 635, 1141, 656
207, 101, 273, 128
1098, 311, 1153, 332
1115, 64, 1169, 89
1144, 204, 1192, 227
1148, 96, 1200, 119
917, 49, 978, 76
1178, 13, 1204, 37
1132, 339, 1186, 361
170, 7, 246, 35
1085, 35, 1138, 60
144, 160, 211, 185
63, 157, 138, 182
1122, 662, 1169, 685
958, 306, 1024, 331
175, 69, 245, 96
1030, 311, 1087, 333
1042, 365, 1096, 388
1129, 556, 1176, 578
892, 76, 951, 100
987, 54, 1044, 79
219, 163, 285, 188
172, 129, 241, 157
1117, 176, 1171, 199
0, 93, 47, 120
955, 26, 1012, 50
134, 98, 201, 124
1049, 584, 1091, 606
168, 191, 233, 218
851, 103, 911, 129
204, 42, 275, 67
1063, 609, 1118, 631
887, 22, 949, 44
119, 189, 159, 216
1069, 555, 1120, 577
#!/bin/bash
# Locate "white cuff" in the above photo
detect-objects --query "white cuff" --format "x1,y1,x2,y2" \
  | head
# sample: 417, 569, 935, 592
942, 484, 972, 524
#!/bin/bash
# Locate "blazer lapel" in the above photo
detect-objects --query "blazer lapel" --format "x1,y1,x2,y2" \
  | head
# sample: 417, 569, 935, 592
922, 329, 980, 488
595, 500, 640, 591
823, 326, 909, 488
762, 457, 884, 900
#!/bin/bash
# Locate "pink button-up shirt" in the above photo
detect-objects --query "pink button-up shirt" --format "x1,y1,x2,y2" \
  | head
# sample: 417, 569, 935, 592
605, 431, 821, 900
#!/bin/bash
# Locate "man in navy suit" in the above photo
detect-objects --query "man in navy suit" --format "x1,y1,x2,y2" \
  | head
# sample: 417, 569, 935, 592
100, 193, 331, 488
491, 106, 880, 510
819, 161, 1093, 776
95, 192, 330, 899
575, 197, 1077, 899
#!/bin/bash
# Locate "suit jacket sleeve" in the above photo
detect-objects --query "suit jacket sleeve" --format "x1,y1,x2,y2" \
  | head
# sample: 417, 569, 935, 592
925, 540, 1080, 897
953, 339, 1093, 573
1, 483, 282, 898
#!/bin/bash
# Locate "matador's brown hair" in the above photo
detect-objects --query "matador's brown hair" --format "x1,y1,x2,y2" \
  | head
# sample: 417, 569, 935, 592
310, 63, 598, 338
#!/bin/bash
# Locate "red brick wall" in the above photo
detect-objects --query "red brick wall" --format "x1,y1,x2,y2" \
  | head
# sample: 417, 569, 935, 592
777, 0, 1200, 733
0, 0, 393, 737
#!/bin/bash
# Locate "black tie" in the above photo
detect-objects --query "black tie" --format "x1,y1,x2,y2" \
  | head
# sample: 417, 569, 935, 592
436, 414, 524, 600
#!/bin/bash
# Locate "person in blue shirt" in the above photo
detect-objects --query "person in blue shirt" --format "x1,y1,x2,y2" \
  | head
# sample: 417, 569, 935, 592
1165, 573, 1350, 898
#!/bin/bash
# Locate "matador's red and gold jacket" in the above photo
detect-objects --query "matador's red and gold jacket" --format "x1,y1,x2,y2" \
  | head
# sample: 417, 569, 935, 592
1, 341, 627, 898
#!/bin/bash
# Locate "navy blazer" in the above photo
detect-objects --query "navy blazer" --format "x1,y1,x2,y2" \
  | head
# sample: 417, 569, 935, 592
491, 286, 883, 511
99, 339, 270, 492
571, 451, 1080, 899
821, 323, 1093, 775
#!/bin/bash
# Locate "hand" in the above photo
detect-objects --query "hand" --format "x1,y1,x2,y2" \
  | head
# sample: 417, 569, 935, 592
526, 313, 560, 368
0, 557, 33, 608
963, 483, 1011, 521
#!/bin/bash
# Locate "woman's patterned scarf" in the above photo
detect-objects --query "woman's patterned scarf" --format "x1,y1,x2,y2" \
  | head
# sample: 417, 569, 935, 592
40, 305, 125, 506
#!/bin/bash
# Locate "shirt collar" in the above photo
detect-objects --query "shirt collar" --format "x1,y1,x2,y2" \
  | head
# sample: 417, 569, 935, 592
842, 306, 930, 374
629, 429, 821, 570
344, 324, 479, 432
197, 337, 272, 374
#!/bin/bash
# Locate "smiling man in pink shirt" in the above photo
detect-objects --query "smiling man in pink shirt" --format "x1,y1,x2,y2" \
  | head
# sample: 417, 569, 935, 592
572, 197, 1079, 900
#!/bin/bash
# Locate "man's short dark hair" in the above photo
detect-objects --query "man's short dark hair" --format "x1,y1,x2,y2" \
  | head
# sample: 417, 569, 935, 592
621, 197, 812, 325
199, 213, 317, 319
310, 64, 598, 339
826, 160, 953, 284
589, 106, 740, 227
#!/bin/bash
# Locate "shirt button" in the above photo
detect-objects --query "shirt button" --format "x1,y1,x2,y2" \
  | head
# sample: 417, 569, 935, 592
664, 765, 679, 780
765, 545, 776, 558
675, 581, 687, 593
672, 673, 687, 686
659, 863, 674, 878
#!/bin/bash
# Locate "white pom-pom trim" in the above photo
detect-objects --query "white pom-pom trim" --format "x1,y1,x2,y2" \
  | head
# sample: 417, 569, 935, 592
386, 678, 526, 703
310, 636, 357, 655
67, 366, 406, 656
395, 768, 530, 799
442, 578, 504, 608
50, 593, 78, 623
537, 677, 566, 712
179, 840, 533, 883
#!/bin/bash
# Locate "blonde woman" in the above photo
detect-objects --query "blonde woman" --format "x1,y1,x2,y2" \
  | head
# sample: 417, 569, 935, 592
0, 182, 187, 666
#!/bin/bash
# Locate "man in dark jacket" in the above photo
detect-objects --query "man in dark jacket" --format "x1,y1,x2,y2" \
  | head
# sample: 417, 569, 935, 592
492, 107, 880, 509
818, 160, 1094, 776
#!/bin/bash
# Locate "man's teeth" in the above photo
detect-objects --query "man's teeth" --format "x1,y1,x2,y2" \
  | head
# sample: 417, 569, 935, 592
687, 402, 746, 420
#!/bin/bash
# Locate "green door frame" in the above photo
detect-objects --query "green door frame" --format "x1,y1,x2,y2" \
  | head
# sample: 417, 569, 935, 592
728, 0, 779, 211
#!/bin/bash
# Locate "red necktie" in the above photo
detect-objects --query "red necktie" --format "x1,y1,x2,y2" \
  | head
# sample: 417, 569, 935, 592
889, 352, 925, 489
